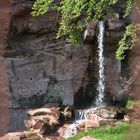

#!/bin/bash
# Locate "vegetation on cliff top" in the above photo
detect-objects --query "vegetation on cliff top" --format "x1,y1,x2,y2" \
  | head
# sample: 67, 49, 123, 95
32, 0, 136, 60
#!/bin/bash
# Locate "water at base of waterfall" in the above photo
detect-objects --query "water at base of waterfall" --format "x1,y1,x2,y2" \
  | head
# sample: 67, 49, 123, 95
60, 108, 100, 138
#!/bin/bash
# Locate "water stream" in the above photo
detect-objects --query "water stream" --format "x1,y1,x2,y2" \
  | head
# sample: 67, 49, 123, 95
95, 21, 105, 107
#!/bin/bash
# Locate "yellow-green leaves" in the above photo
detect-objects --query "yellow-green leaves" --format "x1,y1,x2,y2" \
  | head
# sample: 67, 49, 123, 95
32, 0, 54, 16
31, 0, 135, 47
116, 24, 137, 60
124, 0, 135, 17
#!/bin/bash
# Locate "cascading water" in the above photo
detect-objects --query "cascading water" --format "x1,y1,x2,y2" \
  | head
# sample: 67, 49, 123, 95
95, 21, 105, 107
60, 22, 105, 138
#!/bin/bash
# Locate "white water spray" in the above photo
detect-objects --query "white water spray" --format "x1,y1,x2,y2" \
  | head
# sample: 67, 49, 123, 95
95, 21, 105, 106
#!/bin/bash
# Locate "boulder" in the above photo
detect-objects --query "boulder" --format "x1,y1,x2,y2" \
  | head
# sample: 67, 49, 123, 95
95, 107, 126, 119
27, 107, 60, 119
32, 115, 60, 125
39, 123, 58, 136
77, 120, 99, 131
1, 131, 40, 140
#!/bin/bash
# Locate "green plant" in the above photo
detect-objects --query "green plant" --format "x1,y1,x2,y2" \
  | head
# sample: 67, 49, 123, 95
32, 0, 134, 46
116, 24, 140, 60
124, 0, 135, 17
126, 99, 140, 108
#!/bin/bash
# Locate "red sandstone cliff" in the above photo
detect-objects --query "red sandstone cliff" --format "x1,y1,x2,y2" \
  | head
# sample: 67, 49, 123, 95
0, 0, 139, 138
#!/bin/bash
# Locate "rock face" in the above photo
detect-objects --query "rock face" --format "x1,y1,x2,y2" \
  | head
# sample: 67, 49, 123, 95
5, 1, 93, 108
0, 0, 137, 137
129, 0, 140, 99
0, 0, 93, 135
0, 0, 12, 136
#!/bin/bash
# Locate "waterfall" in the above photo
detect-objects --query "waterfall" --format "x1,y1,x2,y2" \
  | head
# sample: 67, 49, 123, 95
95, 21, 105, 107
59, 22, 105, 138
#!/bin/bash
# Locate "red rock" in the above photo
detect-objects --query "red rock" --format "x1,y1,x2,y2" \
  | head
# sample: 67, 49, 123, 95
27, 108, 57, 116
32, 120, 44, 130
85, 121, 99, 128
77, 123, 85, 131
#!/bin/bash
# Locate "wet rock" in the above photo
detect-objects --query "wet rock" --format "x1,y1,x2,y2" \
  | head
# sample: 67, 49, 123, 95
77, 123, 85, 131
86, 111, 101, 121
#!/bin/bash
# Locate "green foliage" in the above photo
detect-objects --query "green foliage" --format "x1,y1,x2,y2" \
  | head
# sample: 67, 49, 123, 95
116, 24, 136, 60
32, 0, 136, 59
32, 0, 123, 45
124, 0, 135, 17
66, 123, 129, 140
32, 0, 54, 16
126, 99, 140, 108
116, 24, 140, 60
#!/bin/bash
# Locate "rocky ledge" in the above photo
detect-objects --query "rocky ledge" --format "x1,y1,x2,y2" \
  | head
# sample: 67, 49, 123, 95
1, 104, 132, 140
